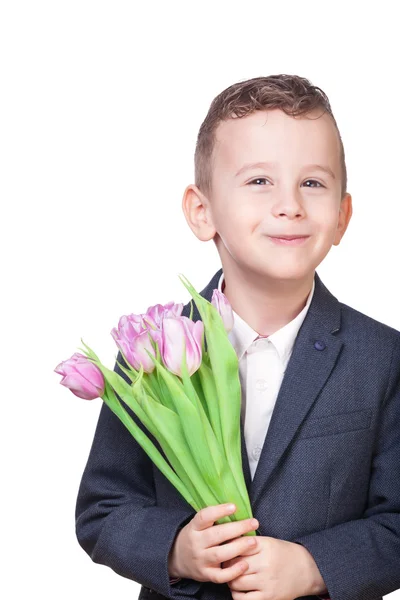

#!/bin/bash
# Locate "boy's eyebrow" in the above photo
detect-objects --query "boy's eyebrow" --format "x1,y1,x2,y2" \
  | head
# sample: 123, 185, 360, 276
234, 161, 336, 179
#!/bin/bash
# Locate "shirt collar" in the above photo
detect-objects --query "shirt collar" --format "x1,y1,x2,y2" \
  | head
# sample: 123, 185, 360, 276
217, 271, 315, 365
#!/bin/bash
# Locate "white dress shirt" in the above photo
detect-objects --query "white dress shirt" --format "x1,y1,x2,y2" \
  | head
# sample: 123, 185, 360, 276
217, 272, 315, 479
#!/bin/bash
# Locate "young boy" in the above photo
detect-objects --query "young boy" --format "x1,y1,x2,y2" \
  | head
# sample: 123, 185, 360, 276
75, 75, 400, 600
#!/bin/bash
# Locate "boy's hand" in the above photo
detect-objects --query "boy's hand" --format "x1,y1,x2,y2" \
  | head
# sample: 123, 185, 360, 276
168, 503, 259, 584
222, 536, 327, 600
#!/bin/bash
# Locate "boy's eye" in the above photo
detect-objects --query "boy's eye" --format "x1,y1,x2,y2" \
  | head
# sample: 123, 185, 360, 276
303, 180, 324, 188
249, 178, 270, 185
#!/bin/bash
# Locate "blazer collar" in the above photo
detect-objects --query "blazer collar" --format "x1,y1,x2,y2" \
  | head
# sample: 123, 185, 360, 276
192, 267, 341, 336
217, 271, 316, 366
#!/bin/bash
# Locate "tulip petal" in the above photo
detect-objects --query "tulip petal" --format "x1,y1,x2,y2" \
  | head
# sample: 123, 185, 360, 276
54, 362, 66, 376
211, 289, 234, 333
161, 317, 185, 376
75, 360, 105, 392
131, 330, 156, 373
60, 374, 100, 400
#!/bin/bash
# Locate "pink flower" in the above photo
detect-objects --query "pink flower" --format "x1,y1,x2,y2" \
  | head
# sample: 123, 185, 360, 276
211, 289, 234, 333
111, 320, 157, 373
54, 352, 105, 399
111, 302, 184, 373
161, 316, 203, 377
143, 301, 184, 330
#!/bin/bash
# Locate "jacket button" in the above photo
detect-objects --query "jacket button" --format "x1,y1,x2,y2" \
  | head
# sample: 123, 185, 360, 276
314, 340, 326, 351
252, 446, 262, 460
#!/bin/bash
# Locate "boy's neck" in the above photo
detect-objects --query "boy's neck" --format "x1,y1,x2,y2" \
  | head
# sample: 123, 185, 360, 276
222, 270, 315, 337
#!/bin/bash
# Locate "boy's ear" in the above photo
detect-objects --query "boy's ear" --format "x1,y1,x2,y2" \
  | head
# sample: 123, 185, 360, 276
333, 193, 353, 246
181, 184, 216, 242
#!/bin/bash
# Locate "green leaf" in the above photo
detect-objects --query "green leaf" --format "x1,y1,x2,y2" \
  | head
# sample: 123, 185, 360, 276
178, 274, 253, 517
92, 360, 156, 436
115, 357, 139, 384
179, 341, 225, 476
189, 299, 194, 321
189, 369, 209, 421
150, 353, 223, 487
101, 381, 199, 510
116, 345, 140, 378
141, 392, 220, 509
154, 368, 177, 412
196, 360, 223, 448
79, 339, 102, 363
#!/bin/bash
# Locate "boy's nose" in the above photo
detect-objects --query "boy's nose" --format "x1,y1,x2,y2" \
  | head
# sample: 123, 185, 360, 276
273, 203, 304, 219
271, 189, 305, 218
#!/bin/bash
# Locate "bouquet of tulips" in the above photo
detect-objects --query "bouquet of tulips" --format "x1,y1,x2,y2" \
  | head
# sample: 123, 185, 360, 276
55, 274, 254, 532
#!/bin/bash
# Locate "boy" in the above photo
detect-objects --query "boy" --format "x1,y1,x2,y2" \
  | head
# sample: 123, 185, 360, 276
75, 75, 400, 600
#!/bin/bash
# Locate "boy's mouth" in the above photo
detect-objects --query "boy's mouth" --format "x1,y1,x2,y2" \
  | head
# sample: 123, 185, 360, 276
267, 235, 310, 246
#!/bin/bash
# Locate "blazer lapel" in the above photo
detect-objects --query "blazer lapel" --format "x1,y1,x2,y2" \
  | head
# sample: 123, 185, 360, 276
180, 268, 343, 509
240, 409, 252, 491
249, 276, 343, 508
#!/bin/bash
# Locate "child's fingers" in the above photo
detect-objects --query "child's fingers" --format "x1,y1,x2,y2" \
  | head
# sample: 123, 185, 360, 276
209, 517, 258, 547
211, 534, 257, 565
192, 503, 236, 532
208, 560, 248, 585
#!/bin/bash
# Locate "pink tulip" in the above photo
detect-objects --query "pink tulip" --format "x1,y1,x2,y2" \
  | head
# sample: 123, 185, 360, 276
161, 316, 203, 377
111, 302, 184, 374
211, 289, 234, 333
54, 352, 105, 399
111, 317, 156, 373
142, 301, 184, 330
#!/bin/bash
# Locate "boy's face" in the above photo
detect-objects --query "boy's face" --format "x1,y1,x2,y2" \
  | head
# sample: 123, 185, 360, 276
183, 108, 352, 286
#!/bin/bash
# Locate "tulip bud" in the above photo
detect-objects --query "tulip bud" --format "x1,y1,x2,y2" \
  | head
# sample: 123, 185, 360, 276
161, 316, 203, 377
54, 352, 105, 399
111, 326, 157, 373
143, 302, 184, 330
211, 289, 234, 333
111, 303, 185, 373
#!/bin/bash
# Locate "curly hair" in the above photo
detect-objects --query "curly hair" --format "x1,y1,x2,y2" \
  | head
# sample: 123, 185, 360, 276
194, 74, 347, 199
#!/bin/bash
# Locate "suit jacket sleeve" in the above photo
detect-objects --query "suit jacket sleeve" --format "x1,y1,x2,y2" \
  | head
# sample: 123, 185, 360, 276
75, 351, 203, 599
293, 334, 400, 600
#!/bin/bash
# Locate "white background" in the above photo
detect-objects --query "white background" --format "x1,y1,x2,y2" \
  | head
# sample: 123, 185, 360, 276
1, 1, 399, 598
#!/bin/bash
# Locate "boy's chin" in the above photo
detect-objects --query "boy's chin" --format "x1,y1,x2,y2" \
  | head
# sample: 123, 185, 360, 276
255, 265, 315, 282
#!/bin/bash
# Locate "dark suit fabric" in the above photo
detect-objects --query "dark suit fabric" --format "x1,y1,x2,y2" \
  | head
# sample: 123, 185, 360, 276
75, 268, 400, 600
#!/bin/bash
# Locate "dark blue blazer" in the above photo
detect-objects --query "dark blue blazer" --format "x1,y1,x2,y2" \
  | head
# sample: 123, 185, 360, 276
75, 268, 400, 600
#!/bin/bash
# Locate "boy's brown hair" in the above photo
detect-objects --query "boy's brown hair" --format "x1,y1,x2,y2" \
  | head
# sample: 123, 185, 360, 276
194, 74, 347, 199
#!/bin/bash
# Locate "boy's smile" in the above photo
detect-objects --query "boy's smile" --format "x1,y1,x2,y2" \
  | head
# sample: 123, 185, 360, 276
183, 108, 352, 334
